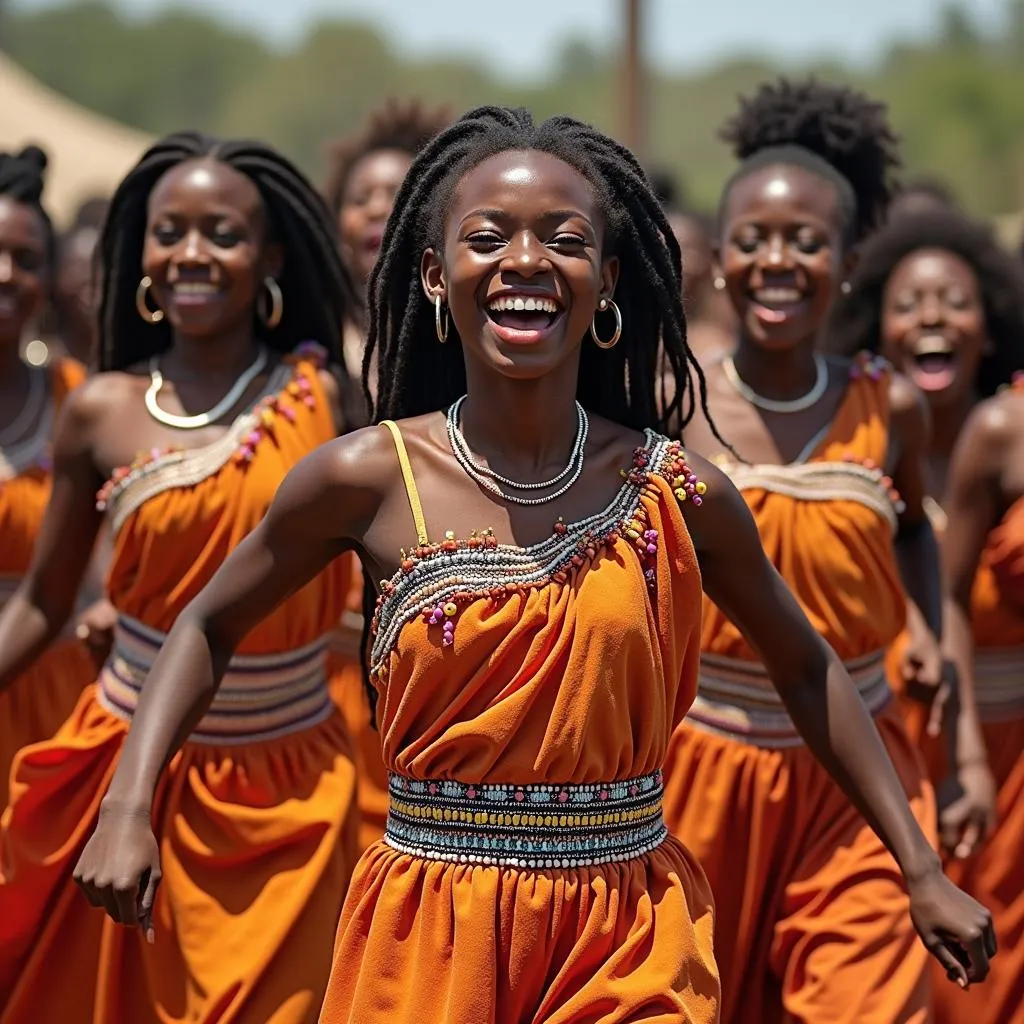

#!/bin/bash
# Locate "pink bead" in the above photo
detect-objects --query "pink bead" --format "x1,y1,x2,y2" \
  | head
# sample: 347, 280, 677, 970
303, 395, 315, 408
428, 614, 440, 625
246, 431, 261, 446
442, 634, 454, 647
687, 474, 697, 485
281, 407, 296, 422
692, 495, 703, 507
646, 543, 657, 555
466, 787, 478, 799
443, 621, 455, 634
433, 606, 444, 619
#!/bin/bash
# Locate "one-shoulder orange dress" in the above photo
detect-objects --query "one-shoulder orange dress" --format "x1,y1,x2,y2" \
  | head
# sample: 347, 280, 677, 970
0, 358, 93, 809
319, 422, 719, 1023
328, 559, 389, 852
663, 354, 937, 1024
0, 349, 358, 1024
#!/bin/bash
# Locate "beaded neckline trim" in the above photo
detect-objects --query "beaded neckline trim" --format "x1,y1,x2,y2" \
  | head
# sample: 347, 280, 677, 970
369, 431, 705, 673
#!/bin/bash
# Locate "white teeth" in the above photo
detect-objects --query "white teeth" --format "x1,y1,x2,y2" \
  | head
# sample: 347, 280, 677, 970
488, 295, 559, 313
912, 336, 954, 356
173, 282, 218, 295
754, 287, 802, 304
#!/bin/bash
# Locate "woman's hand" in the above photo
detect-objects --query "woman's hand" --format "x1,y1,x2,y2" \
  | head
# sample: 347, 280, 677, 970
74, 597, 117, 668
908, 865, 996, 988
900, 627, 957, 738
936, 763, 997, 860
73, 801, 162, 943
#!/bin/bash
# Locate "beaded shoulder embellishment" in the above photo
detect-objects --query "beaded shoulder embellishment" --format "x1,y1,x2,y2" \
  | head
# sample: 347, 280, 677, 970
96, 344, 326, 534
368, 431, 706, 676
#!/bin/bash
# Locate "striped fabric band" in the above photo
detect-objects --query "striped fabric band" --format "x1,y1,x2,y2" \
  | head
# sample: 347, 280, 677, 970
385, 770, 668, 870
973, 647, 1024, 722
98, 614, 333, 743
686, 650, 891, 749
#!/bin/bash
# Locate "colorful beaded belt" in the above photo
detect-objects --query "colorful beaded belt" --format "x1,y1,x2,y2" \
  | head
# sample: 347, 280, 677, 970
687, 650, 891, 748
384, 770, 667, 869
974, 647, 1024, 722
98, 614, 334, 743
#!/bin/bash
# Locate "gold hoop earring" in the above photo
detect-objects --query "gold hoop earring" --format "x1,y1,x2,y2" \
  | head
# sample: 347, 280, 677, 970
136, 276, 164, 324
435, 294, 449, 344
258, 277, 283, 329
589, 297, 622, 350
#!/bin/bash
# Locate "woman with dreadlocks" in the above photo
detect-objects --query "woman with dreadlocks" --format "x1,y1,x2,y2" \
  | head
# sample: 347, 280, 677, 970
322, 99, 451, 853
0, 146, 93, 809
829, 207, 1024, 1023
660, 79, 960, 1022
0, 132, 361, 1024
72, 106, 991, 1023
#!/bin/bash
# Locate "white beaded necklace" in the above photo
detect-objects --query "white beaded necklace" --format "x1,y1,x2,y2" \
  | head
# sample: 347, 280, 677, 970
446, 395, 588, 506
145, 347, 268, 430
722, 353, 829, 413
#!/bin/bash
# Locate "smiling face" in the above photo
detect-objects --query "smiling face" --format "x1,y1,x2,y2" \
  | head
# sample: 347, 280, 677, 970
720, 163, 847, 351
0, 196, 48, 350
881, 248, 986, 408
339, 148, 412, 286
143, 158, 277, 339
422, 149, 617, 380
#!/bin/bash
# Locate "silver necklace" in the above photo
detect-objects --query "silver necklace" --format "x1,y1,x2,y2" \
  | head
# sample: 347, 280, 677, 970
722, 353, 829, 413
446, 396, 588, 506
0, 365, 45, 446
145, 347, 268, 430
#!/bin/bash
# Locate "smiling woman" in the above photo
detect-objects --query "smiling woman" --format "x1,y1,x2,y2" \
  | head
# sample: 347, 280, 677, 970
51, 106, 995, 1024
0, 132, 361, 1024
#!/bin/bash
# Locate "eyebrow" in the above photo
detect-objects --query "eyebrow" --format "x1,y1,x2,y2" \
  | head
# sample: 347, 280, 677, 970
459, 207, 595, 228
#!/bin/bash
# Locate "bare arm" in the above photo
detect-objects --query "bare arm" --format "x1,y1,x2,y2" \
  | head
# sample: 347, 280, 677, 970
683, 453, 995, 984
0, 383, 105, 690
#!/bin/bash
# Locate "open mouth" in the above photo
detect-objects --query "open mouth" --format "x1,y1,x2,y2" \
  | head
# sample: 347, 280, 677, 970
748, 286, 808, 325
485, 293, 563, 345
169, 281, 223, 306
909, 335, 958, 392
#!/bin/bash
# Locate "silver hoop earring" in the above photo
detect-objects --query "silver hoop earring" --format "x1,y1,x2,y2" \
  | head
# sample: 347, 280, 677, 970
258, 277, 283, 329
434, 294, 449, 344
589, 297, 622, 350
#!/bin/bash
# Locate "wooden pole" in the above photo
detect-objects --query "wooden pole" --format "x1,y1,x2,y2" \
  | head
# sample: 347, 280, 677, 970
622, 0, 646, 158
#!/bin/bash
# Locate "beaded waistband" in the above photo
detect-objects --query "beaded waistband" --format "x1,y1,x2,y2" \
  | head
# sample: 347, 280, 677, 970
686, 650, 891, 749
974, 647, 1024, 722
98, 614, 333, 743
384, 770, 667, 870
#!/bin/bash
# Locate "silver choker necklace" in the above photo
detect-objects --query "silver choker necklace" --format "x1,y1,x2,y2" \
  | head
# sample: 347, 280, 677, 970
446, 396, 588, 506
722, 354, 829, 413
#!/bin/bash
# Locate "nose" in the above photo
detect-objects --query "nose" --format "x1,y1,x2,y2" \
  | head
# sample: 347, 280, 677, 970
0, 251, 12, 283
504, 230, 548, 278
918, 294, 944, 326
763, 233, 790, 269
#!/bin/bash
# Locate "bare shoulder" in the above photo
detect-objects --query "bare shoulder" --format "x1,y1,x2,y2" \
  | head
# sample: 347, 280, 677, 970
674, 448, 755, 556
963, 388, 1024, 446
54, 371, 143, 446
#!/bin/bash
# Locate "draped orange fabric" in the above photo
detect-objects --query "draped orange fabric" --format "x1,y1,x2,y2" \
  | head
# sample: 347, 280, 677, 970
0, 350, 358, 1024
320, 428, 719, 1023
0, 358, 94, 808
663, 355, 937, 1023
896, 495, 1024, 1024
328, 557, 389, 853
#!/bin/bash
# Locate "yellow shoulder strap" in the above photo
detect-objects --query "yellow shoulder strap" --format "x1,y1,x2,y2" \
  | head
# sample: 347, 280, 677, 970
380, 420, 429, 546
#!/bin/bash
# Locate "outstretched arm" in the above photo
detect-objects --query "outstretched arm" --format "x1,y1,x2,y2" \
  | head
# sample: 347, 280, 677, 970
683, 453, 995, 988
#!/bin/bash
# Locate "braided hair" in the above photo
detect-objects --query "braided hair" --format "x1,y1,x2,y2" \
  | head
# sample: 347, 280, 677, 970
0, 145, 56, 276
96, 131, 359, 372
719, 77, 902, 246
364, 105, 720, 443
827, 208, 1024, 396
323, 99, 452, 215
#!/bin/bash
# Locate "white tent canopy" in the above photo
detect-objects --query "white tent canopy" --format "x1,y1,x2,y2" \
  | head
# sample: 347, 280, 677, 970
0, 53, 152, 226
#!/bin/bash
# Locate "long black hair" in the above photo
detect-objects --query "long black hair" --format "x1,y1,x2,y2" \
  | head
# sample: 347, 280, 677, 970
826, 208, 1024, 396
96, 131, 359, 372
363, 105, 720, 441
0, 144, 55, 279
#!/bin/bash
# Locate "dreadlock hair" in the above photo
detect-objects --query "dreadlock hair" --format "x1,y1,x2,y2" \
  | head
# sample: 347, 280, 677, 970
826, 208, 1024, 397
323, 99, 452, 215
646, 166, 683, 210
96, 131, 359, 372
719, 77, 902, 247
365, 105, 724, 443
0, 145, 56, 278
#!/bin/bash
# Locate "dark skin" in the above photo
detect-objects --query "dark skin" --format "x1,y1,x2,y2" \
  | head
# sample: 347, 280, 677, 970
880, 248, 997, 858
0, 157, 341, 693
71, 149, 993, 986
0, 196, 48, 437
54, 224, 101, 366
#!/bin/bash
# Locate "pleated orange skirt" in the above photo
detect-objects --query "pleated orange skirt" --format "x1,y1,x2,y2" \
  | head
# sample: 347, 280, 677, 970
0, 684, 359, 1024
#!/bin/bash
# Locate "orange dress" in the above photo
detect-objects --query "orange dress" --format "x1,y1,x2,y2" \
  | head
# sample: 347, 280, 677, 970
663, 354, 938, 1024
328, 559, 389, 853
0, 349, 359, 1024
319, 423, 719, 1023
0, 358, 94, 809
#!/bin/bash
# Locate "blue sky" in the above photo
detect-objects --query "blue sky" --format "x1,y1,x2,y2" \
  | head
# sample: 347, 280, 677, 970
13, 0, 1007, 80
